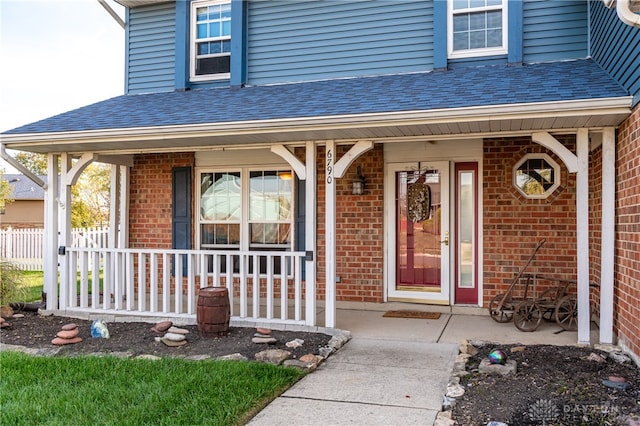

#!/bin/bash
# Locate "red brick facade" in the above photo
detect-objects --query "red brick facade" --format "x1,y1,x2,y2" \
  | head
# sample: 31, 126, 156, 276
482, 137, 579, 304
615, 103, 640, 358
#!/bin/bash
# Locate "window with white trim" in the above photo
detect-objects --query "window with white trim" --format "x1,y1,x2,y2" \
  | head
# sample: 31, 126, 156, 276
191, 0, 231, 81
448, 0, 508, 59
513, 154, 560, 199
198, 169, 293, 251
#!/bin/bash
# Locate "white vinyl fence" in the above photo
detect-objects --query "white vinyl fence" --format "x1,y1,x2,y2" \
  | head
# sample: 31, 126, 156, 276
0, 226, 109, 270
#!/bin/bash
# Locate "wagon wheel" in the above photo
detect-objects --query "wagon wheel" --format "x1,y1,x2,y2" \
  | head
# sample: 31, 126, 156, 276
555, 295, 578, 331
537, 288, 559, 321
514, 301, 542, 332
489, 294, 513, 323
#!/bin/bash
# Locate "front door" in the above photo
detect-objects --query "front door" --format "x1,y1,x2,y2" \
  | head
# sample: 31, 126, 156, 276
387, 162, 450, 303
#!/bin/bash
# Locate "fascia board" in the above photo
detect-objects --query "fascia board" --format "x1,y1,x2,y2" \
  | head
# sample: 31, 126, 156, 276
0, 96, 632, 147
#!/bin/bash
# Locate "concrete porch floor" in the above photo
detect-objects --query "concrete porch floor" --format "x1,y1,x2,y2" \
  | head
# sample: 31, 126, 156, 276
322, 301, 601, 346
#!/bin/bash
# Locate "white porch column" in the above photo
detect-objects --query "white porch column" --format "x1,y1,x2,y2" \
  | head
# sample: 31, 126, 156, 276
44, 154, 59, 310
109, 165, 121, 248
119, 165, 130, 248
58, 154, 73, 310
325, 141, 337, 328
305, 142, 317, 326
576, 129, 591, 344
600, 127, 616, 344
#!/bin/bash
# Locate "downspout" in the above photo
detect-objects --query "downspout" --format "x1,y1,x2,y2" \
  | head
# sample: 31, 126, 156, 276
0, 143, 47, 190
617, 0, 640, 27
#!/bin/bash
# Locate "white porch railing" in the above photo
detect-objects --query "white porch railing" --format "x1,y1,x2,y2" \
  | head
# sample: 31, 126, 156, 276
57, 247, 314, 327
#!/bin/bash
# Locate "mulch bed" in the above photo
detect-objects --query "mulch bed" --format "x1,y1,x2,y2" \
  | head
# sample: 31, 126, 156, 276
452, 342, 640, 425
0, 311, 333, 360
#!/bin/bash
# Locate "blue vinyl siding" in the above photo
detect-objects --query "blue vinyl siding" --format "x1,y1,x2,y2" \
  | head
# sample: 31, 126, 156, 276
127, 3, 176, 94
522, 0, 588, 63
590, 1, 640, 106
246, 0, 433, 85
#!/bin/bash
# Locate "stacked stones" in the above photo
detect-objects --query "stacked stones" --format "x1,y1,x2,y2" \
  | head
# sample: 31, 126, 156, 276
252, 327, 277, 344
0, 317, 9, 329
151, 320, 189, 347
52, 323, 83, 345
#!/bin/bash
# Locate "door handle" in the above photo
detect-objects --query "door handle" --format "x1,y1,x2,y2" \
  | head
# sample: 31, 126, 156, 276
441, 231, 449, 246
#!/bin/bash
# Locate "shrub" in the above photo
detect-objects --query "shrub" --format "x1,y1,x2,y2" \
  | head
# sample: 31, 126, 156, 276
0, 259, 27, 306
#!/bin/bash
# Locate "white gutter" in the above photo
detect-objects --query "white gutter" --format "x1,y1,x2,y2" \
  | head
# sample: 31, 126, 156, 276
617, 0, 640, 27
0, 97, 632, 147
0, 143, 47, 190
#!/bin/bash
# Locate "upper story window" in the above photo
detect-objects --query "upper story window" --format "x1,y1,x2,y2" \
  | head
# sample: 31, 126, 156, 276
448, 0, 508, 59
191, 0, 231, 81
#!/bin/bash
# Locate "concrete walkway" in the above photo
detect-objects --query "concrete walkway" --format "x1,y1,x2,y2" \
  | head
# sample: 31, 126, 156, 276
248, 304, 596, 426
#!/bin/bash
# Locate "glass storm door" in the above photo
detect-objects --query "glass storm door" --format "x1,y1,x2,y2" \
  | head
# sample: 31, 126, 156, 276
389, 162, 450, 303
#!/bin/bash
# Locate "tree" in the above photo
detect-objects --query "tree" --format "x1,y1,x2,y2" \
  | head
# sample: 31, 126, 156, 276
13, 152, 47, 175
0, 169, 14, 214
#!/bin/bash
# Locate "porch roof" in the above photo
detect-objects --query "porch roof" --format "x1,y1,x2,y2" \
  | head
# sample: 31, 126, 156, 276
1, 59, 632, 154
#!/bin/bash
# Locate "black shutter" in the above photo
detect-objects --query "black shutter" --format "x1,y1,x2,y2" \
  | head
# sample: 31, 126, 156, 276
172, 167, 192, 277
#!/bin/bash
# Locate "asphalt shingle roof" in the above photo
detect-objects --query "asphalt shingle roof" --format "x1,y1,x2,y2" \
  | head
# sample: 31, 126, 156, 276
3, 59, 628, 135
4, 174, 46, 200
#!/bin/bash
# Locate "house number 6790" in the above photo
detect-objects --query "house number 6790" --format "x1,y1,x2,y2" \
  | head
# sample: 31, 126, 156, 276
326, 149, 333, 184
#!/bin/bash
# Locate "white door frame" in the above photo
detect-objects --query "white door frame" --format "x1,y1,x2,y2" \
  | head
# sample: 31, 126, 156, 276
385, 161, 451, 304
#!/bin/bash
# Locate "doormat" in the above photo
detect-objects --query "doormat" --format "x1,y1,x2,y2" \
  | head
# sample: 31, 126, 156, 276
382, 310, 441, 320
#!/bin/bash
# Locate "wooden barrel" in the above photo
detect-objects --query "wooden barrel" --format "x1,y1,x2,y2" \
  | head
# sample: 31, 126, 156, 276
196, 287, 230, 337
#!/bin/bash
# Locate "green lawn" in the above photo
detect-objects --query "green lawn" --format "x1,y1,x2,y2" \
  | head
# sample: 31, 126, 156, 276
0, 352, 303, 426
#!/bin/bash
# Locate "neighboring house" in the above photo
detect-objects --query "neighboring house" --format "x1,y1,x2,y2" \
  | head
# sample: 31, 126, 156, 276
1, 1, 638, 360
0, 174, 46, 228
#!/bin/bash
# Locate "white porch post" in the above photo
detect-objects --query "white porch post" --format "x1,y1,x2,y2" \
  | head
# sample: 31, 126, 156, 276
119, 165, 130, 248
58, 154, 73, 310
576, 129, 591, 344
44, 154, 59, 310
305, 141, 317, 326
109, 165, 121, 249
600, 127, 616, 344
325, 141, 336, 328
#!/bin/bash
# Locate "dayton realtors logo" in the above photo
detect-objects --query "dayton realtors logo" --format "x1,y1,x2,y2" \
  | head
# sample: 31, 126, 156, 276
528, 399, 620, 424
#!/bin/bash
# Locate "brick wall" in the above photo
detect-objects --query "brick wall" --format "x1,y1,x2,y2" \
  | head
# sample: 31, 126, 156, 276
483, 137, 579, 305
615, 103, 640, 359
316, 144, 385, 303
129, 153, 194, 249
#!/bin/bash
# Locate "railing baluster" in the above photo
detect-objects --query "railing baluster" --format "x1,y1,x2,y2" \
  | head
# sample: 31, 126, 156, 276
138, 252, 146, 312
175, 253, 183, 314
295, 255, 301, 321
79, 250, 89, 308
103, 252, 111, 309
150, 253, 158, 312
226, 254, 233, 316
91, 251, 100, 308
162, 253, 170, 313
252, 255, 260, 319
187, 254, 195, 314
266, 254, 273, 320
114, 253, 122, 310
280, 255, 287, 321
69, 251, 78, 308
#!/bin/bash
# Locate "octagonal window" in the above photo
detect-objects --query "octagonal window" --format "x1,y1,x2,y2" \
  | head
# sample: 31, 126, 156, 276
513, 154, 560, 199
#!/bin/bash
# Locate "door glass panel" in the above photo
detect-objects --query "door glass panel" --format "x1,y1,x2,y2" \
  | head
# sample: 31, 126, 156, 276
396, 169, 442, 291
458, 171, 474, 288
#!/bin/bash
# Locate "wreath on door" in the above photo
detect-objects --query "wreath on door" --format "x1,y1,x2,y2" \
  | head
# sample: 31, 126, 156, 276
407, 182, 431, 223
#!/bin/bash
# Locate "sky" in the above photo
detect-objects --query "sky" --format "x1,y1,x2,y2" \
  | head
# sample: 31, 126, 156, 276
0, 0, 125, 171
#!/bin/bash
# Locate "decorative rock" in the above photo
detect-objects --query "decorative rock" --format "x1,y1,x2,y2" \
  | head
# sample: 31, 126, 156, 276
61, 323, 78, 331
51, 336, 83, 345
608, 351, 631, 363
167, 326, 189, 335
255, 349, 291, 365
12, 313, 24, 318
216, 353, 248, 361
254, 333, 271, 338
434, 411, 455, 426
0, 317, 5, 324
163, 332, 187, 342
442, 395, 457, 411
486, 422, 509, 426
136, 354, 161, 360
185, 355, 213, 361
299, 354, 320, 364
256, 327, 272, 335
459, 339, 478, 356
608, 375, 626, 383
285, 338, 304, 349
0, 321, 10, 328
510, 345, 526, 353
252, 337, 277, 344
154, 337, 162, 343
56, 328, 80, 339
328, 333, 350, 350
161, 338, 187, 347
446, 383, 465, 398
152, 321, 172, 333
283, 359, 317, 371
479, 358, 517, 376
584, 352, 606, 363
318, 346, 334, 358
